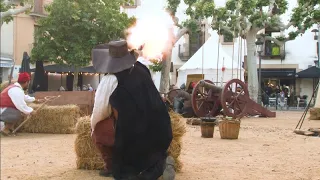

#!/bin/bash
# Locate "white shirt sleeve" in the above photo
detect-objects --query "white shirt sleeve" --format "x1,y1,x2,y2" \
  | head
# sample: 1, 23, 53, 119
8, 87, 34, 115
24, 95, 36, 103
90, 74, 118, 131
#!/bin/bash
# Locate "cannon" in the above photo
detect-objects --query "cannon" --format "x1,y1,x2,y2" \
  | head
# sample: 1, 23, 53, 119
191, 79, 276, 119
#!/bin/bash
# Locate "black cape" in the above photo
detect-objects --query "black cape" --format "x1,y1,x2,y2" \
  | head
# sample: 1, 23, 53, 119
109, 62, 173, 178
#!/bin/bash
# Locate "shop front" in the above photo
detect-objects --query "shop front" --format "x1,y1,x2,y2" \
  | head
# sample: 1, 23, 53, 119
259, 68, 297, 107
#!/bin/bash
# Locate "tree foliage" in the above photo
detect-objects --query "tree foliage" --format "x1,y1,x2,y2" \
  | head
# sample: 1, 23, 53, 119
1, 0, 17, 23
167, 0, 319, 101
1, 0, 32, 24
31, 0, 135, 68
167, 0, 320, 42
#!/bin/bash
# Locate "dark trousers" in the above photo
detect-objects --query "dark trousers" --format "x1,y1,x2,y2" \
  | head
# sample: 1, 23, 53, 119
114, 155, 166, 180
92, 119, 115, 171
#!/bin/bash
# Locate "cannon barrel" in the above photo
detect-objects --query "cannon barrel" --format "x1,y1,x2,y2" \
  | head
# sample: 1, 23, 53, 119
198, 80, 222, 93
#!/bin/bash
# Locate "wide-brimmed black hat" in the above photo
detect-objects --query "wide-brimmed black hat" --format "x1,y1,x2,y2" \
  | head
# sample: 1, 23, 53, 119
92, 40, 136, 73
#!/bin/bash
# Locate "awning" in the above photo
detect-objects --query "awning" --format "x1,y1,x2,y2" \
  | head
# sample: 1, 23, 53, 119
80, 66, 97, 73
30, 64, 99, 73
0, 57, 14, 68
258, 68, 296, 78
30, 64, 75, 73
296, 66, 320, 78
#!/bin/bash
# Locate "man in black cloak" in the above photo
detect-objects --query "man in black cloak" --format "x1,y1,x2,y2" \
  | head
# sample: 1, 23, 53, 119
92, 40, 173, 179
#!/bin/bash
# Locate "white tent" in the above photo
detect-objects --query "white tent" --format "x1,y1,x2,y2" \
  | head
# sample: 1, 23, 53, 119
177, 34, 244, 87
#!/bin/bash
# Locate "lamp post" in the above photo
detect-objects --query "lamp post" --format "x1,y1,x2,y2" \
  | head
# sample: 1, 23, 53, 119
255, 38, 264, 105
311, 25, 320, 68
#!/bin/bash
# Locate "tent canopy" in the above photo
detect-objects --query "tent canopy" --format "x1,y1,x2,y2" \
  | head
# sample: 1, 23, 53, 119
296, 66, 320, 78
178, 35, 241, 71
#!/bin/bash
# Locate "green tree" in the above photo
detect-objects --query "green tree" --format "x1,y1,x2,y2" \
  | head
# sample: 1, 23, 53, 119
167, 0, 320, 102
0, 0, 32, 26
31, 0, 135, 90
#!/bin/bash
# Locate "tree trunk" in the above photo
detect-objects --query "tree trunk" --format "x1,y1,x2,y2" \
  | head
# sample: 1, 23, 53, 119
159, 27, 188, 94
159, 50, 172, 94
246, 30, 259, 102
73, 67, 79, 91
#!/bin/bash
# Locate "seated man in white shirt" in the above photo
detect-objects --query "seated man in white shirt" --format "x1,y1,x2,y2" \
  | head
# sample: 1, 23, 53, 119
0, 72, 37, 136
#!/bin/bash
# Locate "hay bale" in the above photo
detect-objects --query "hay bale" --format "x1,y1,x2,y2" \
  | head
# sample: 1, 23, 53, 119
169, 111, 186, 138
18, 104, 80, 134
0, 80, 17, 92
74, 111, 187, 172
309, 108, 320, 120
76, 156, 104, 170
75, 116, 104, 170
167, 139, 181, 159
168, 111, 186, 172
174, 157, 183, 172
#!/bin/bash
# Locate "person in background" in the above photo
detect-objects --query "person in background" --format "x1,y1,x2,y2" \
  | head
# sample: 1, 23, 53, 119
82, 85, 88, 91
59, 86, 65, 91
88, 84, 94, 91
0, 72, 39, 136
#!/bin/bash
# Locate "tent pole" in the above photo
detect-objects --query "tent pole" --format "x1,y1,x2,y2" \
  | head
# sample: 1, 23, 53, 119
216, 26, 220, 85
240, 37, 243, 81
232, 27, 235, 80
232, 39, 234, 79
237, 37, 240, 79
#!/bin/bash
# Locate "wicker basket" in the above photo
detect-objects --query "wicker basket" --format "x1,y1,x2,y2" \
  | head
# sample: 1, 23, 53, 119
218, 120, 240, 139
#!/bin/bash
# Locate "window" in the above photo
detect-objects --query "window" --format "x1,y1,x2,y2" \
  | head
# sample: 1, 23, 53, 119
264, 28, 281, 57
223, 32, 234, 43
221, 31, 234, 45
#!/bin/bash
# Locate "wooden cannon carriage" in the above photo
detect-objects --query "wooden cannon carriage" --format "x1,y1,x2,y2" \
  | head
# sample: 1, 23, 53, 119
191, 79, 276, 119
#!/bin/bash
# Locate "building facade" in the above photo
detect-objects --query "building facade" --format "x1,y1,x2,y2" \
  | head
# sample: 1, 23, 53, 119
0, 0, 52, 83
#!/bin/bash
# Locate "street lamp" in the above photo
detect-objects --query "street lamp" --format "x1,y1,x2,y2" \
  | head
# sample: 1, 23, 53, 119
311, 26, 320, 68
255, 37, 264, 105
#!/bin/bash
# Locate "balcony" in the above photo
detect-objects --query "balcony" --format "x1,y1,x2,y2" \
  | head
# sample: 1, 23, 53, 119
178, 44, 190, 61
260, 42, 286, 60
178, 33, 203, 61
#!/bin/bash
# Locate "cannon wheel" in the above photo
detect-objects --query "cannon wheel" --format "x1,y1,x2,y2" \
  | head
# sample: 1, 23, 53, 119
221, 79, 249, 119
191, 80, 215, 117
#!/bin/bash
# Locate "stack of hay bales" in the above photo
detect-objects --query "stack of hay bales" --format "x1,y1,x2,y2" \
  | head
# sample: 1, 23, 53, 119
168, 111, 187, 172
74, 111, 187, 172
17, 104, 80, 134
75, 116, 104, 170
309, 108, 320, 120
